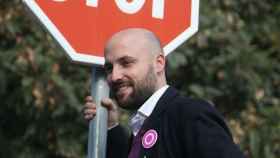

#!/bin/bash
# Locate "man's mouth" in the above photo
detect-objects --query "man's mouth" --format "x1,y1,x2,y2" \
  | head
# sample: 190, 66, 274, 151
118, 86, 128, 92
113, 82, 132, 96
116, 85, 129, 95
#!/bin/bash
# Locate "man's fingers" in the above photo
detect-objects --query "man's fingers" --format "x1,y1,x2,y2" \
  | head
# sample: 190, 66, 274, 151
84, 114, 94, 121
85, 100, 112, 110
83, 97, 119, 127
83, 99, 96, 121
101, 98, 116, 111
85, 96, 94, 102
84, 108, 96, 115
83, 108, 96, 121
85, 102, 96, 108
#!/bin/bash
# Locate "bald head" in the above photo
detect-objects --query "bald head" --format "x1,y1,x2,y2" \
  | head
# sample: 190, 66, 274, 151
105, 28, 163, 59
103, 28, 167, 109
103, 28, 167, 98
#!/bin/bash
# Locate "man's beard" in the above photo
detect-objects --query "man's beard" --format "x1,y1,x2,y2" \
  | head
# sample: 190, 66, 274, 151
112, 66, 157, 110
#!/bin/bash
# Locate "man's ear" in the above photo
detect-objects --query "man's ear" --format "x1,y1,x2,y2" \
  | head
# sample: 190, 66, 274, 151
155, 53, 166, 74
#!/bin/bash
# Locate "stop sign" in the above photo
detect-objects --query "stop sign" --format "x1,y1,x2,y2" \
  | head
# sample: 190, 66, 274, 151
23, 0, 199, 65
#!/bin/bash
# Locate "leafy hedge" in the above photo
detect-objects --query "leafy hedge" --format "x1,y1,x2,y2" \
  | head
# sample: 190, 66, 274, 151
0, 0, 279, 158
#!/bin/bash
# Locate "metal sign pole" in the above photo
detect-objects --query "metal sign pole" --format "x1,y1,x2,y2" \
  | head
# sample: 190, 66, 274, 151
87, 67, 109, 158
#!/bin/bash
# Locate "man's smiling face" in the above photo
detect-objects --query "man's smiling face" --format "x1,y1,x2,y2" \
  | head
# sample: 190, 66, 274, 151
104, 31, 158, 110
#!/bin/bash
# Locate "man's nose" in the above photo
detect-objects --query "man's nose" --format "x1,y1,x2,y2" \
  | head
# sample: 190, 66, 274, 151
110, 67, 123, 82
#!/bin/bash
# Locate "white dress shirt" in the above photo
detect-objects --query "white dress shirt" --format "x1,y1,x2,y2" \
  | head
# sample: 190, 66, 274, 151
130, 85, 169, 136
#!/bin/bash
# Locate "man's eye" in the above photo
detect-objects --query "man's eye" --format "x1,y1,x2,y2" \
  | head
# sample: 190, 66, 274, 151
121, 59, 136, 67
122, 61, 131, 66
104, 65, 112, 73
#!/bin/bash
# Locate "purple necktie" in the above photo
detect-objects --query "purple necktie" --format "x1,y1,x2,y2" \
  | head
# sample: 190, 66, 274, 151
128, 129, 145, 158
128, 113, 148, 158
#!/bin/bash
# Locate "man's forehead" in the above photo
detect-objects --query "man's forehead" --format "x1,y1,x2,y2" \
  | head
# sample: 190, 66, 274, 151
105, 49, 139, 63
104, 28, 162, 63
105, 40, 148, 61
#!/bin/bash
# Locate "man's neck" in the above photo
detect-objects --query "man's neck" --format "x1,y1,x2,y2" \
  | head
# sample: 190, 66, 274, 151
137, 85, 169, 117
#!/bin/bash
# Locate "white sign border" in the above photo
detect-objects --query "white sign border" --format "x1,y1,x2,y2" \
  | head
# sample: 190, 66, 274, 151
164, 0, 199, 56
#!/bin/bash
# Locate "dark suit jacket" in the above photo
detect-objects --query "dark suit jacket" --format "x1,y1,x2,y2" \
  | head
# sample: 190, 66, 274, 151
107, 87, 245, 158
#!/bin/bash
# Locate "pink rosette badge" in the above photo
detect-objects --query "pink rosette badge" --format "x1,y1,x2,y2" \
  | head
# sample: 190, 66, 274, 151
142, 129, 158, 149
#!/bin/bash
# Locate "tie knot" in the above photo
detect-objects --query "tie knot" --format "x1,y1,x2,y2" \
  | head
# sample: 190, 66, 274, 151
129, 113, 146, 136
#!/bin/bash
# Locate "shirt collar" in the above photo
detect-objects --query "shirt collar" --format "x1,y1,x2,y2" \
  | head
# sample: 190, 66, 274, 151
137, 85, 169, 117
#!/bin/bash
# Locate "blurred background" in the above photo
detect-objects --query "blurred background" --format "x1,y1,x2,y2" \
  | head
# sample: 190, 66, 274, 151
0, 0, 279, 158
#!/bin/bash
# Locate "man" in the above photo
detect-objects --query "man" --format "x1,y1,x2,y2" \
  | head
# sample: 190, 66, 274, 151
83, 28, 245, 158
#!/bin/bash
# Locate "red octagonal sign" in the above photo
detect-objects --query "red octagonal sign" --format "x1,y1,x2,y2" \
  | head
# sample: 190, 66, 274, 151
23, 0, 199, 65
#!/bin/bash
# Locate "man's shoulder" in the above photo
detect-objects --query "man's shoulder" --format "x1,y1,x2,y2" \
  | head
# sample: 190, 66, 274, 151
172, 95, 215, 115
163, 88, 231, 133
163, 87, 219, 119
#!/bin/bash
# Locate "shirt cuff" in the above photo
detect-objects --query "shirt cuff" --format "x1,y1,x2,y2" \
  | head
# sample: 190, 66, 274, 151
108, 123, 119, 130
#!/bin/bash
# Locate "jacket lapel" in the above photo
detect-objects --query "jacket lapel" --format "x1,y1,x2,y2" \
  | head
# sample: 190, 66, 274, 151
138, 87, 179, 158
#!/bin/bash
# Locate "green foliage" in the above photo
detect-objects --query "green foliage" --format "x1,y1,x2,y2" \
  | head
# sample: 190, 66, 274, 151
0, 0, 279, 158
1, 1, 90, 157
166, 0, 280, 157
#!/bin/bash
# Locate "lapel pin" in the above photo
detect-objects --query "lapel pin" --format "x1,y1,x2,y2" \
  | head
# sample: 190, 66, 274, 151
142, 129, 158, 149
